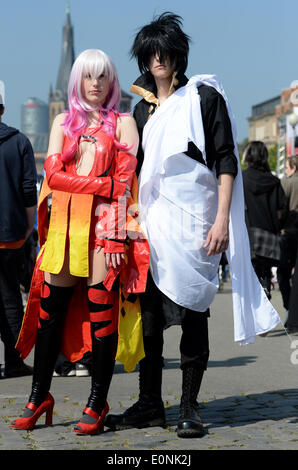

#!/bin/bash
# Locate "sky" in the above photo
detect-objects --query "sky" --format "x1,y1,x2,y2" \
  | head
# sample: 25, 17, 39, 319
1, 0, 297, 142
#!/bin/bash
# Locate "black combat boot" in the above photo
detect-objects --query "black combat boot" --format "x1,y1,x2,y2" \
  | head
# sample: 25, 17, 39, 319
177, 365, 205, 438
105, 352, 165, 430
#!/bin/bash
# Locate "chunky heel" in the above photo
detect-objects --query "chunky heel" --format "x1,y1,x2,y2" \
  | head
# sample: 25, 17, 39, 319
11, 393, 55, 430
45, 407, 53, 426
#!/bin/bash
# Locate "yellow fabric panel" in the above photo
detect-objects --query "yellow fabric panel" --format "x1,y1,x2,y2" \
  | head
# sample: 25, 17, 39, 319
116, 288, 145, 372
115, 174, 146, 372
68, 193, 93, 277
39, 191, 71, 274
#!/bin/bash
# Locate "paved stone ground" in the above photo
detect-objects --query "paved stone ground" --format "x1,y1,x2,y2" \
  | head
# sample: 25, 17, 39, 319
1, 279, 298, 452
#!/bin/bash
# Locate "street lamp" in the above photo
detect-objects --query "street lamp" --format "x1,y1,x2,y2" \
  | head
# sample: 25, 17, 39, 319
288, 111, 298, 155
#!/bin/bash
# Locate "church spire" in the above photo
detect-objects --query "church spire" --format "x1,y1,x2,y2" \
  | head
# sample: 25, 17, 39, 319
55, 3, 75, 101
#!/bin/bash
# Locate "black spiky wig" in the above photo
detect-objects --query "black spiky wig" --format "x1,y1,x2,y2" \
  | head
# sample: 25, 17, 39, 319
130, 12, 191, 75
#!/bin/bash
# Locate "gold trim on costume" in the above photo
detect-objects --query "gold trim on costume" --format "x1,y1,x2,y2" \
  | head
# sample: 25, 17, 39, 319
131, 72, 179, 122
169, 71, 179, 95
130, 84, 159, 105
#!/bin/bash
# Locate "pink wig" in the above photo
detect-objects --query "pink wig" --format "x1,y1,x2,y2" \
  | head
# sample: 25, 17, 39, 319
62, 49, 128, 162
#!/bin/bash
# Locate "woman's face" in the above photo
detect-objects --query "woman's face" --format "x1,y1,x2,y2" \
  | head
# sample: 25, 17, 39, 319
82, 71, 110, 107
148, 54, 175, 81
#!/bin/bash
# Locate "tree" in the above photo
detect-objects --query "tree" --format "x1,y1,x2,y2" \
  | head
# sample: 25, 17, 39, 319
238, 137, 249, 171
268, 144, 278, 173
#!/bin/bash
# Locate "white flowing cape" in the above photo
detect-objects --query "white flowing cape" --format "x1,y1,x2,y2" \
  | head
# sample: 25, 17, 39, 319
138, 74, 281, 345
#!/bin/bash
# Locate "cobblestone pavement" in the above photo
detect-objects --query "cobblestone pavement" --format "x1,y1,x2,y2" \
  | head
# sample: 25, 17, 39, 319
1, 280, 298, 451
2, 389, 298, 451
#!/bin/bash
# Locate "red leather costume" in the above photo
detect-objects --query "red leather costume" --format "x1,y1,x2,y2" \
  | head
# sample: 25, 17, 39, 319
16, 119, 150, 371
44, 123, 136, 255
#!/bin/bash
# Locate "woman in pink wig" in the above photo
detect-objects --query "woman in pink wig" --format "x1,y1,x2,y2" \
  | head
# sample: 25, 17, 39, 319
11, 49, 147, 435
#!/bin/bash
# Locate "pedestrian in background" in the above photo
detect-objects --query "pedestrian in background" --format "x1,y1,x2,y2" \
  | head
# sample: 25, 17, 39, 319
0, 81, 37, 378
278, 155, 298, 333
242, 141, 287, 301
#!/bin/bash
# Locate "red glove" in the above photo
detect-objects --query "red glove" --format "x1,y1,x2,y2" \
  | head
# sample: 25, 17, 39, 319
103, 238, 126, 254
115, 150, 137, 188
44, 153, 127, 200
102, 151, 137, 254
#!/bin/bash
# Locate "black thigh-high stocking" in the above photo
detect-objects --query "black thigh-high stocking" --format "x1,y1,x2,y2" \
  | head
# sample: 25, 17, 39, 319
75, 281, 119, 426
23, 281, 75, 417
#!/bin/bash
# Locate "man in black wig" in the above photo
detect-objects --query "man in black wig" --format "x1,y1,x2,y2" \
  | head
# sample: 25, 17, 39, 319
106, 12, 238, 438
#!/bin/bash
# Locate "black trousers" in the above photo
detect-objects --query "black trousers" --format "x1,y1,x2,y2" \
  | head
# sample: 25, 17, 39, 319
252, 255, 273, 299
277, 233, 298, 310
140, 272, 210, 371
0, 248, 24, 367
287, 240, 298, 329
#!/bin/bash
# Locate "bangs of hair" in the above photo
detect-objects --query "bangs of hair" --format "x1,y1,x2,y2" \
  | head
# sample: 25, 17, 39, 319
82, 57, 106, 80
131, 12, 190, 74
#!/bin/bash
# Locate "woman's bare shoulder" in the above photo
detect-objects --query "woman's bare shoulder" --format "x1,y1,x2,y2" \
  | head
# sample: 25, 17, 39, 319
117, 114, 137, 134
52, 112, 67, 128
47, 113, 67, 155
117, 113, 136, 125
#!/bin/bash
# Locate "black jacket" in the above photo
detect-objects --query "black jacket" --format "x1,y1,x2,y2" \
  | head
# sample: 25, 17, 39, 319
242, 167, 287, 234
131, 71, 238, 178
0, 122, 37, 241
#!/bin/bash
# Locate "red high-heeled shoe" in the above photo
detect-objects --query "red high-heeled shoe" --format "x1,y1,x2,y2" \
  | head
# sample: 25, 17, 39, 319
74, 402, 109, 435
11, 393, 55, 430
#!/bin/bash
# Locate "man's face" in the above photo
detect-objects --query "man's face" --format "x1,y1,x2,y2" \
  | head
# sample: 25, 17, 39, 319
285, 159, 296, 177
148, 54, 175, 81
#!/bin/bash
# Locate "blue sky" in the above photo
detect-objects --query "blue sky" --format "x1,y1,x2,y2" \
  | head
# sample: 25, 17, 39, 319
1, 0, 297, 142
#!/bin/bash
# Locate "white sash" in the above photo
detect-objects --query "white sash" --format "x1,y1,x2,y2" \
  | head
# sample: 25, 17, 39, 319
138, 74, 281, 344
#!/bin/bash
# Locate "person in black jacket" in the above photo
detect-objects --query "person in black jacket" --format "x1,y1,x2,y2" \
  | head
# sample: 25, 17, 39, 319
278, 155, 298, 332
242, 141, 287, 300
105, 12, 238, 438
0, 93, 37, 378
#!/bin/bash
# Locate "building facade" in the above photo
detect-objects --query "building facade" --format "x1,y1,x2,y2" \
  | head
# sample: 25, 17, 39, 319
276, 84, 298, 177
247, 95, 280, 147
21, 97, 49, 172
248, 83, 298, 177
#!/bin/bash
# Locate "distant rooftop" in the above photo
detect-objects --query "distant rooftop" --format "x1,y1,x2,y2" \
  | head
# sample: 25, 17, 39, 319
23, 97, 48, 108
251, 95, 280, 118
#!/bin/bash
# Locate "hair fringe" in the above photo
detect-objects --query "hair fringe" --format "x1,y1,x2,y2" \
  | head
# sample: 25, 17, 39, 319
131, 12, 190, 74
